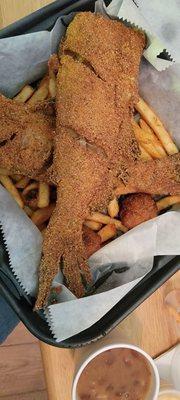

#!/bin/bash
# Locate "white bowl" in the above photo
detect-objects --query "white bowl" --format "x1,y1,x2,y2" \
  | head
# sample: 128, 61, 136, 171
72, 342, 160, 400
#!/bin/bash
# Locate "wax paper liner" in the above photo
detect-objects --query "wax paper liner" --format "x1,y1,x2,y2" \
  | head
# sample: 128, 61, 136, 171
0, 12, 74, 98
106, 0, 176, 71
0, 185, 42, 298
44, 276, 144, 342
44, 212, 180, 341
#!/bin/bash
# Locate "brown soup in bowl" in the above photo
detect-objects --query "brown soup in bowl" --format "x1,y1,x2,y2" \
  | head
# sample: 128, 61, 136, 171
77, 348, 152, 400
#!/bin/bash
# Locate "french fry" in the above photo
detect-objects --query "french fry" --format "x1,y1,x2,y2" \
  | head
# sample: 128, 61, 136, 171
38, 182, 50, 208
87, 212, 128, 232
108, 198, 119, 218
0, 167, 11, 176
22, 182, 39, 210
0, 175, 24, 208
114, 182, 136, 197
22, 182, 39, 197
156, 196, 180, 212
48, 71, 57, 98
139, 144, 153, 160
14, 85, 35, 103
135, 98, 179, 155
139, 119, 167, 157
132, 120, 164, 159
16, 177, 30, 189
27, 77, 49, 106
98, 223, 117, 243
24, 205, 33, 217
31, 203, 55, 225
84, 220, 102, 231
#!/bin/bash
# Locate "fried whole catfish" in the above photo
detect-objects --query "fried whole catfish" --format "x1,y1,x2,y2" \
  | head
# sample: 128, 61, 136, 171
36, 12, 180, 309
35, 12, 146, 308
0, 95, 55, 181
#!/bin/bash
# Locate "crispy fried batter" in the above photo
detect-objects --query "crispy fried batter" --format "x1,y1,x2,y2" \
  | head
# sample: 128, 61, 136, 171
35, 12, 145, 309
61, 12, 145, 106
30, 98, 56, 119
0, 95, 55, 180
120, 154, 180, 195
120, 193, 158, 229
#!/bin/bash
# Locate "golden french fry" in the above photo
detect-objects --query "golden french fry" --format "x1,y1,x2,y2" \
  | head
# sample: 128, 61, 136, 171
38, 182, 50, 208
108, 198, 119, 218
139, 144, 153, 160
139, 118, 167, 157
22, 182, 39, 197
98, 223, 117, 243
22, 182, 39, 210
39, 75, 49, 87
14, 85, 35, 103
83, 220, 102, 231
16, 177, 30, 189
139, 119, 156, 137
0, 175, 24, 208
132, 120, 164, 159
114, 182, 136, 197
48, 72, 57, 98
87, 212, 127, 232
156, 196, 180, 211
139, 118, 157, 138
24, 205, 33, 217
31, 203, 55, 226
0, 167, 11, 176
135, 98, 179, 155
27, 77, 49, 106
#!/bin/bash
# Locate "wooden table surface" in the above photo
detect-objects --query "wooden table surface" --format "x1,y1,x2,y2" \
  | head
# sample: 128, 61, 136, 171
0, 2, 180, 399
0, 0, 54, 28
41, 274, 180, 400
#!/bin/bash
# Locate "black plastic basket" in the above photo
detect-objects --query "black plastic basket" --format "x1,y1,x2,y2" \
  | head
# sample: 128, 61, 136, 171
0, 0, 179, 348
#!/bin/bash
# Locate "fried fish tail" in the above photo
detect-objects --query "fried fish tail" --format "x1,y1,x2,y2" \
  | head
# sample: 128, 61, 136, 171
35, 204, 64, 309
36, 247, 88, 310
35, 227, 90, 310
35, 178, 92, 309
62, 227, 92, 296
35, 230, 90, 310
120, 154, 180, 195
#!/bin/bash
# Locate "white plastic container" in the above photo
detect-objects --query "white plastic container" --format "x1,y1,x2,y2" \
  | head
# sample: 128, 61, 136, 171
72, 338, 160, 400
